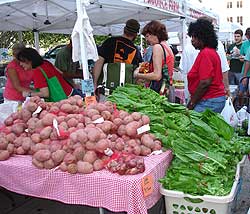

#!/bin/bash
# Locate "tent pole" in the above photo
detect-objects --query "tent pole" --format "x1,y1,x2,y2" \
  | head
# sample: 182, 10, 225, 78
18, 31, 23, 43
34, 30, 40, 53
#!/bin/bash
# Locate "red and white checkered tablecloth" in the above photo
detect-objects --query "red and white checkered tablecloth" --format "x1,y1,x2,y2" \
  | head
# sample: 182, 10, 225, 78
0, 150, 173, 214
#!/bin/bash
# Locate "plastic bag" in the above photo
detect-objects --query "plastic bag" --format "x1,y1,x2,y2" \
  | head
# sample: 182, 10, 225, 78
0, 101, 19, 125
220, 98, 238, 127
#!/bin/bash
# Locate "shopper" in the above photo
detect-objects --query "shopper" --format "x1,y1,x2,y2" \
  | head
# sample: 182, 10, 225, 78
227, 29, 244, 85
186, 19, 226, 113
3, 43, 33, 103
17, 48, 83, 99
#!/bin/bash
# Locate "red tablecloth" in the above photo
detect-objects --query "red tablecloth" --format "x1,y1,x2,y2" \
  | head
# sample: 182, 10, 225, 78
0, 150, 173, 214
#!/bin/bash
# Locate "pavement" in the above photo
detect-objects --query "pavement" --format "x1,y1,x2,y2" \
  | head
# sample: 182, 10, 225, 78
0, 159, 249, 214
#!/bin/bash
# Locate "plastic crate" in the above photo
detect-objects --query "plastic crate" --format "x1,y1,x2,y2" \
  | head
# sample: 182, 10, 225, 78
160, 164, 241, 214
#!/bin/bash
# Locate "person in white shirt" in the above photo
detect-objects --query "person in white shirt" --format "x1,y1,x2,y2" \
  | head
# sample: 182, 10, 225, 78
179, 27, 230, 102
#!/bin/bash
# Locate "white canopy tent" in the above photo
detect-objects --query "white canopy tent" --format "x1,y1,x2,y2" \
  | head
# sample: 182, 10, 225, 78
218, 20, 243, 43
0, 0, 184, 34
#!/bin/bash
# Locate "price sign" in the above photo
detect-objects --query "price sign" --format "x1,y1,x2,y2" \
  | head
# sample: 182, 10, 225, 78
141, 174, 154, 197
82, 79, 94, 94
85, 96, 97, 106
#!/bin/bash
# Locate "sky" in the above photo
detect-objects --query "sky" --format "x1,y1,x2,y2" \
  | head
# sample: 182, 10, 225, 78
201, 0, 224, 13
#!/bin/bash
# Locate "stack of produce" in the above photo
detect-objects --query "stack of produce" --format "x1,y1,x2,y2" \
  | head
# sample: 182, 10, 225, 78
108, 84, 250, 196
0, 95, 163, 175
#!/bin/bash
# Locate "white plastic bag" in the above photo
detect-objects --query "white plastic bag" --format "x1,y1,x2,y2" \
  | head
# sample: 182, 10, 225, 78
0, 101, 19, 125
221, 98, 238, 127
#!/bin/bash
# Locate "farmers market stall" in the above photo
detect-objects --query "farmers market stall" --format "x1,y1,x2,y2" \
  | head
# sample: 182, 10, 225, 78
0, 151, 172, 214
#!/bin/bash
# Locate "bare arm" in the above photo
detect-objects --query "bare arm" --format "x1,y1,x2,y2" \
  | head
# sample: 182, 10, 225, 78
187, 78, 212, 110
134, 44, 163, 81
222, 71, 230, 96
92, 56, 105, 88
23, 87, 49, 98
242, 61, 250, 86
8, 68, 32, 93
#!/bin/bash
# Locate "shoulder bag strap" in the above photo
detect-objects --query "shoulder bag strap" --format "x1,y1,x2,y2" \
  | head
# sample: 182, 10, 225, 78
39, 67, 49, 81
159, 44, 167, 65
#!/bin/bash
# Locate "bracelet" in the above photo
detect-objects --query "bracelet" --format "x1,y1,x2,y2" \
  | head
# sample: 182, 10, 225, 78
28, 92, 32, 97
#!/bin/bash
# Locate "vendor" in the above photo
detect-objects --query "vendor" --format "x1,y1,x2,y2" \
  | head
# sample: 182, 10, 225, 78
17, 48, 84, 99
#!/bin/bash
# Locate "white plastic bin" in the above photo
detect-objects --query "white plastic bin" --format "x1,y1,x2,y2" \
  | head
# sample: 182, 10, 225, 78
160, 164, 241, 214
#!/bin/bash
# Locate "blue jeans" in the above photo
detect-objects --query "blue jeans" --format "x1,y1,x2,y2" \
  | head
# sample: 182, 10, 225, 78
194, 96, 226, 113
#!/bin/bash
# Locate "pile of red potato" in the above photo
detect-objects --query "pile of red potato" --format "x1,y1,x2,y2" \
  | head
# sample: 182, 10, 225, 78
0, 95, 162, 175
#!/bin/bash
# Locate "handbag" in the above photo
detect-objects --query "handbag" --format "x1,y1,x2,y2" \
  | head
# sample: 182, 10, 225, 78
150, 44, 172, 97
39, 67, 68, 102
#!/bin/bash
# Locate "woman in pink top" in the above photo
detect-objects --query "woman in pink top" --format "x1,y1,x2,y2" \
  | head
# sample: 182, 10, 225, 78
133, 20, 174, 94
3, 43, 33, 102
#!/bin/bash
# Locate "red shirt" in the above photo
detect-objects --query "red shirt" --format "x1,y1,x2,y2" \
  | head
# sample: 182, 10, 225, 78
33, 60, 73, 96
4, 60, 33, 101
188, 47, 225, 100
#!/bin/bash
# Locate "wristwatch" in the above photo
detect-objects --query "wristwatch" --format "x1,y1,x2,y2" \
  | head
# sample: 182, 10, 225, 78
28, 92, 32, 97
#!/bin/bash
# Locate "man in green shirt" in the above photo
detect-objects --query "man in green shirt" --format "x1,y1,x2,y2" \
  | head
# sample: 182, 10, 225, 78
240, 28, 250, 76
55, 39, 82, 86
227, 29, 243, 85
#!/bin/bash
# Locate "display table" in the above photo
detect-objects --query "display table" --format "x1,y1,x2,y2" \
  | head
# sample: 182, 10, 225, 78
0, 150, 173, 214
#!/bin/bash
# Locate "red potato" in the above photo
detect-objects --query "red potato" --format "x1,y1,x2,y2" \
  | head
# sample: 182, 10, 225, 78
33, 149, 51, 162
123, 145, 133, 154
95, 103, 107, 112
21, 109, 32, 122
131, 112, 142, 121
27, 118, 40, 133
50, 141, 62, 152
76, 130, 88, 144
11, 112, 20, 121
115, 138, 125, 151
127, 139, 137, 148
57, 116, 66, 124
44, 159, 55, 169
99, 132, 107, 140
68, 163, 78, 174
86, 128, 101, 142
4, 116, 14, 126
32, 158, 44, 169
51, 150, 67, 164
77, 161, 94, 174
59, 121, 68, 130
60, 103, 73, 113
11, 123, 26, 136
31, 143, 49, 153
141, 134, 155, 149
118, 110, 129, 119
67, 118, 78, 128
117, 125, 126, 137
59, 162, 68, 171
133, 146, 141, 156
101, 110, 112, 120
40, 126, 53, 140
123, 115, 134, 125
76, 98, 84, 107
140, 145, 151, 156
85, 109, 100, 118
25, 101, 38, 112
141, 115, 150, 125
0, 150, 10, 161
73, 147, 85, 161
113, 118, 123, 127
83, 151, 97, 164
93, 159, 104, 171
84, 117, 92, 125
126, 121, 140, 137
21, 138, 32, 151
85, 141, 96, 150
69, 132, 78, 143
13, 137, 23, 147
68, 96, 77, 105
72, 105, 80, 113
76, 123, 85, 129
95, 139, 110, 153
98, 121, 113, 134
0, 138, 8, 150
104, 101, 114, 113
16, 146, 26, 155
91, 114, 102, 121
108, 134, 118, 142
63, 153, 76, 165
48, 105, 60, 114
39, 110, 49, 120
41, 113, 57, 126
7, 144, 14, 154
